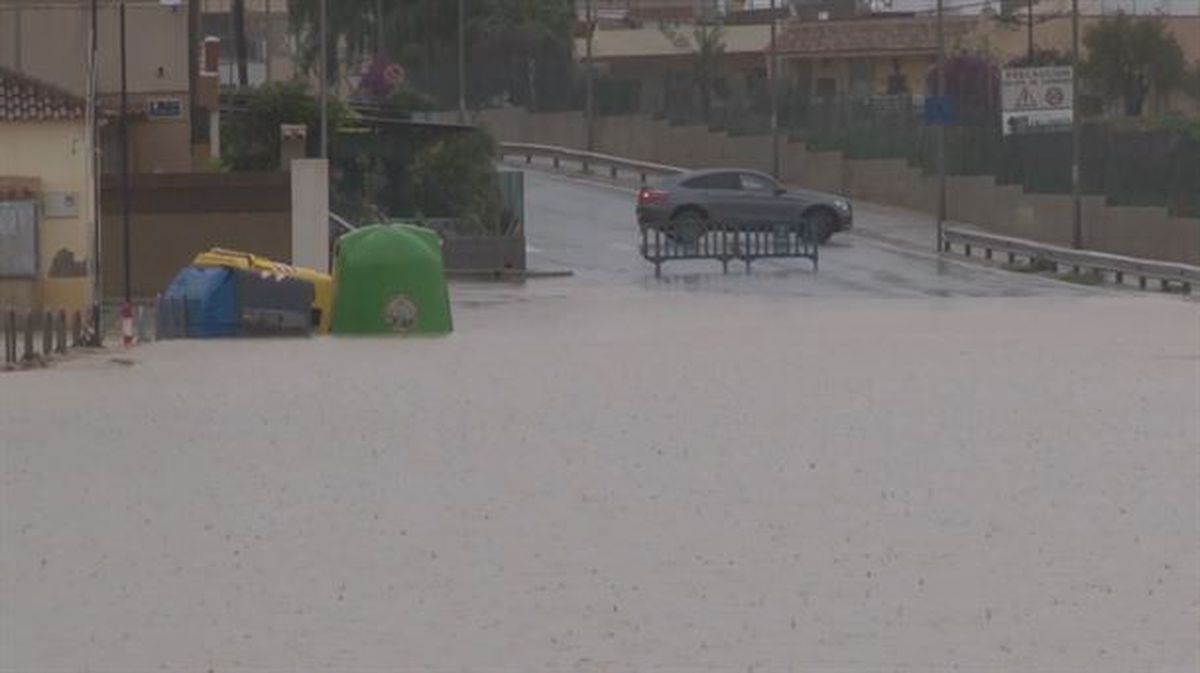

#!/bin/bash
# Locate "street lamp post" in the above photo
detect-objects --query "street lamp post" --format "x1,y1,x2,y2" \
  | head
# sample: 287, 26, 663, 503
769, 0, 780, 179
1070, 0, 1081, 248
458, 0, 467, 123
88, 0, 102, 345
585, 0, 595, 153
119, 0, 133, 344
319, 0, 328, 158
935, 0, 947, 252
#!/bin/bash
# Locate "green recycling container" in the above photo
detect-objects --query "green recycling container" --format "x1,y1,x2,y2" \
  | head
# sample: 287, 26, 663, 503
331, 224, 453, 335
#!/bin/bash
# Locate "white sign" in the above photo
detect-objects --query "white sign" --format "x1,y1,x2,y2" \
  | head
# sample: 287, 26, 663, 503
43, 191, 79, 219
146, 97, 184, 120
1001, 66, 1074, 135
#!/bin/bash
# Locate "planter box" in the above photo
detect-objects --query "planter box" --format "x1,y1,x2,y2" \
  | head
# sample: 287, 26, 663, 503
441, 235, 527, 272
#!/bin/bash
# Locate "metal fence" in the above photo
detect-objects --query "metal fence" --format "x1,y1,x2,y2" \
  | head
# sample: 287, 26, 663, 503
3, 309, 87, 370
425, 55, 1199, 219
641, 220, 820, 277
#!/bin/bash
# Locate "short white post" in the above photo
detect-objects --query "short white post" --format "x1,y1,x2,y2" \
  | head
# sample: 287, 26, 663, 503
290, 159, 330, 273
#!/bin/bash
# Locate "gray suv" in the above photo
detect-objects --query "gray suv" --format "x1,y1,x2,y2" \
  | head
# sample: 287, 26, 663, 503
636, 169, 853, 244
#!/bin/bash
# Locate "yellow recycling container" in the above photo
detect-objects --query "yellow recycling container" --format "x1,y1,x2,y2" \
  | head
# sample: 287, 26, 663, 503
192, 248, 334, 333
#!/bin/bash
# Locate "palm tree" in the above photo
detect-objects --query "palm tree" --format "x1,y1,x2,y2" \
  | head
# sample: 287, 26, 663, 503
233, 0, 249, 87
693, 25, 726, 123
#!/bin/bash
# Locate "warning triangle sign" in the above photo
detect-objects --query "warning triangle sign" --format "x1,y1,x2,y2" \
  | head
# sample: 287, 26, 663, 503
1016, 86, 1038, 109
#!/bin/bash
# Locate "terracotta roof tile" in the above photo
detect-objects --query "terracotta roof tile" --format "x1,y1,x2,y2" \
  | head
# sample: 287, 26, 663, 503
0, 67, 87, 122
775, 17, 978, 56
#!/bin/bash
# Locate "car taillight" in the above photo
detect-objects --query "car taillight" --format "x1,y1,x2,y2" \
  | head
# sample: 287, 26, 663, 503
638, 188, 668, 206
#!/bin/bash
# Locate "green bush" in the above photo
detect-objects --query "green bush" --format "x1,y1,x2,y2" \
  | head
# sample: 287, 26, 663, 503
409, 131, 506, 234
221, 81, 350, 171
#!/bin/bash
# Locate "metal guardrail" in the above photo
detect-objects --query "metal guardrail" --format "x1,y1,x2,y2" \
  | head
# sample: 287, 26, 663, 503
499, 142, 684, 184
3, 309, 86, 370
329, 212, 358, 234
641, 221, 819, 277
943, 227, 1199, 293
502, 141, 1195, 291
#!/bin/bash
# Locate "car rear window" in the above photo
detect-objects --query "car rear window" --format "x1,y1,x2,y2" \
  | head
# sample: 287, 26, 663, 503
739, 173, 776, 191
682, 173, 740, 190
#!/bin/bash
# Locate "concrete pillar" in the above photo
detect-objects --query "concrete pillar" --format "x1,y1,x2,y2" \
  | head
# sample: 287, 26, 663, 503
290, 159, 329, 272
280, 124, 307, 169
209, 110, 221, 159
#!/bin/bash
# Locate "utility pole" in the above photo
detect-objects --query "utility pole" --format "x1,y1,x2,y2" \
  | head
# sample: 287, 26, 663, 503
769, 0, 780, 179
319, 0, 328, 158
119, 0, 133, 344
457, 0, 466, 123
585, 0, 595, 152
88, 0, 102, 345
265, 0, 272, 84
1027, 0, 1035, 62
935, 0, 947, 252
376, 0, 385, 54
1070, 0, 1081, 249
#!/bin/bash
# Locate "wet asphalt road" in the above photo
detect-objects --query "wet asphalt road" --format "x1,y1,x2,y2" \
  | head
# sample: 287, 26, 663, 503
521, 168, 1098, 299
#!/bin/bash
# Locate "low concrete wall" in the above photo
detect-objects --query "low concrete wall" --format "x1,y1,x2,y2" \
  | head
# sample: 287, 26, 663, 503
442, 236, 526, 272
483, 109, 1199, 264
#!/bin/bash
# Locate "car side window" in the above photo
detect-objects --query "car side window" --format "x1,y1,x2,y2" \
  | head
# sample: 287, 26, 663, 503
739, 173, 776, 192
683, 173, 741, 190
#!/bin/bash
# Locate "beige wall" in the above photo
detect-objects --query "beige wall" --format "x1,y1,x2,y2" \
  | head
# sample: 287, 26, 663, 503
132, 115, 195, 174
100, 211, 291, 299
99, 172, 292, 298
0, 1, 190, 97
2, 2, 196, 175
0, 121, 93, 312
480, 109, 1200, 265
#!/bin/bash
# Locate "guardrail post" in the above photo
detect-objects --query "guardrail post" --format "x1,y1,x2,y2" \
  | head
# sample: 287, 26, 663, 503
610, 165, 618, 179
964, 244, 972, 257
56, 310, 67, 354
1139, 276, 1147, 290
4, 310, 14, 366
984, 248, 993, 261
42, 311, 53, 356
1007, 252, 1016, 264
640, 172, 647, 185
22, 312, 34, 361
581, 158, 590, 174
525, 153, 532, 164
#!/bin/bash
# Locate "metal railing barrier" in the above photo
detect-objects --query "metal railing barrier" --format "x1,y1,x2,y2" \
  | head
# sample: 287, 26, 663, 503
641, 221, 819, 278
943, 227, 1199, 294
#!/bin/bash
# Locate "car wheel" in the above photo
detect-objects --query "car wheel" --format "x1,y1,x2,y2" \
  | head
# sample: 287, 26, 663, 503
670, 210, 707, 246
801, 209, 835, 245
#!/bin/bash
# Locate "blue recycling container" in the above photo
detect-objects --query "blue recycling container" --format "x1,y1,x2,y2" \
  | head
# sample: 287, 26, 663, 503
163, 266, 238, 338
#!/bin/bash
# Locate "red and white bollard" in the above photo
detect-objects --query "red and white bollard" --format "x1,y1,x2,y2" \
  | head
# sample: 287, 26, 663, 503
121, 302, 135, 347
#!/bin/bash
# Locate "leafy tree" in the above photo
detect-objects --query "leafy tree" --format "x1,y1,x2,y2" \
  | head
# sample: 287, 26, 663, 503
409, 131, 507, 234
1005, 47, 1072, 68
222, 81, 350, 171
1081, 13, 1186, 116
1184, 60, 1200, 102
287, 0, 576, 106
693, 25, 725, 123
925, 52, 1001, 123
288, 0, 391, 86
233, 0, 249, 87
